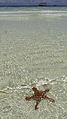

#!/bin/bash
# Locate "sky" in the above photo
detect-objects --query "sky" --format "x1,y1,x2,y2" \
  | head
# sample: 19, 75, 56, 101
0, 0, 67, 6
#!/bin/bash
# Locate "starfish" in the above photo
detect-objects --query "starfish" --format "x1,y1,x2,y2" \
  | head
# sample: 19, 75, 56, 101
25, 87, 55, 110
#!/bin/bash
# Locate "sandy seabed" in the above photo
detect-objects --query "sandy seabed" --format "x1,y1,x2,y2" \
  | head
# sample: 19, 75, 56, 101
0, 10, 67, 119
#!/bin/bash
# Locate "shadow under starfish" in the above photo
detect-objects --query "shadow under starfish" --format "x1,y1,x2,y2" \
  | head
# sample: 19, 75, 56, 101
25, 87, 55, 110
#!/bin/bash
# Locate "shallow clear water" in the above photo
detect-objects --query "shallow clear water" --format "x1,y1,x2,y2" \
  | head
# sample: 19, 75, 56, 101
0, 7, 67, 119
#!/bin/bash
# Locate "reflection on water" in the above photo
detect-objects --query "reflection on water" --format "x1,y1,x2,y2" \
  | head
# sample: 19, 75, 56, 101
0, 7, 67, 119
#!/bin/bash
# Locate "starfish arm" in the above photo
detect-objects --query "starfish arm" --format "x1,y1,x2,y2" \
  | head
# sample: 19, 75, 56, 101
43, 89, 50, 94
25, 96, 33, 101
32, 87, 39, 95
35, 100, 41, 110
43, 95, 55, 103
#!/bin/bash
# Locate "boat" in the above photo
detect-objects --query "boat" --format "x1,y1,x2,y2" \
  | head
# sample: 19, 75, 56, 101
39, 3, 47, 6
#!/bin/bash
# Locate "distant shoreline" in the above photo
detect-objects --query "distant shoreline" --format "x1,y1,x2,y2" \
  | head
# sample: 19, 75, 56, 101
0, 5, 67, 7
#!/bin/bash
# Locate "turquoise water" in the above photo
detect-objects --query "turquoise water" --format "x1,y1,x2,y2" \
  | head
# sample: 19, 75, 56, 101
0, 6, 67, 11
0, 7, 67, 119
